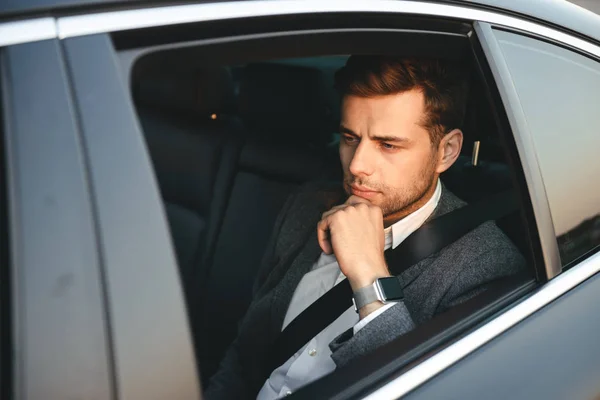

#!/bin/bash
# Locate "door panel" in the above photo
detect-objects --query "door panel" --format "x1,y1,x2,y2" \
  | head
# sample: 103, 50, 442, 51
1, 39, 112, 400
404, 253, 600, 400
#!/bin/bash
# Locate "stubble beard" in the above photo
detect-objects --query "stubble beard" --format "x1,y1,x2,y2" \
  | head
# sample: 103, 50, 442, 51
344, 156, 438, 218
380, 165, 437, 217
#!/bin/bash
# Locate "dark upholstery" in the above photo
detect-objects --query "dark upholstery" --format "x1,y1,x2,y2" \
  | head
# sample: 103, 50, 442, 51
165, 203, 206, 276
196, 63, 341, 382
134, 66, 242, 308
238, 63, 337, 146
135, 63, 236, 116
134, 59, 343, 384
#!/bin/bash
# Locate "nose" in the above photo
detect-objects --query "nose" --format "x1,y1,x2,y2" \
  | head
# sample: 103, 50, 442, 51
348, 140, 374, 177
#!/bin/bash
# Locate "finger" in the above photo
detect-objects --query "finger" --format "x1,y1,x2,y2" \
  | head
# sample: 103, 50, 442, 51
322, 204, 348, 220
346, 195, 371, 206
317, 218, 333, 254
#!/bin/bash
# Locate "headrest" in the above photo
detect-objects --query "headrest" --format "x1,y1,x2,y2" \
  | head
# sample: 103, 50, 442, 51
134, 65, 235, 117
238, 63, 336, 145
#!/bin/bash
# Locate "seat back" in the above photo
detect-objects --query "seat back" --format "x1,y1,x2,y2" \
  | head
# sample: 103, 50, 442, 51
133, 63, 243, 305
196, 62, 341, 382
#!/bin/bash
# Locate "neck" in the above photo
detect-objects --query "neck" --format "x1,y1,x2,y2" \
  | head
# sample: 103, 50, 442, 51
383, 178, 439, 227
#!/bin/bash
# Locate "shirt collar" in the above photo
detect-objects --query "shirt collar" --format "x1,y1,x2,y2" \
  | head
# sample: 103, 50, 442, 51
384, 178, 442, 250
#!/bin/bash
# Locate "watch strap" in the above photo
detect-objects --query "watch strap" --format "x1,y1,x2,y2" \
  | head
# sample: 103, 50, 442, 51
352, 283, 382, 311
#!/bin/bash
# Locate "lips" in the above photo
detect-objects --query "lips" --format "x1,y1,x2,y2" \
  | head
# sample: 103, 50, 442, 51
349, 185, 379, 199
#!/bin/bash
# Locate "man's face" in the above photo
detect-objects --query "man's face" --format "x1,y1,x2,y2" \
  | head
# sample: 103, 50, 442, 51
339, 90, 440, 219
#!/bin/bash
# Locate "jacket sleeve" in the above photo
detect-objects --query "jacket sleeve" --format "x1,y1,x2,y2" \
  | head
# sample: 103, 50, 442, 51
438, 242, 527, 312
329, 301, 416, 367
328, 241, 526, 368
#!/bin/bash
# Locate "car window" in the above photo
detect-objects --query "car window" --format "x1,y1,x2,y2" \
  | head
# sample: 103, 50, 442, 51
126, 24, 537, 392
493, 29, 600, 267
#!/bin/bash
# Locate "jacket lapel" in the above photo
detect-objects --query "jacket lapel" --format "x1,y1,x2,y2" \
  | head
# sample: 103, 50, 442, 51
270, 230, 322, 333
425, 183, 466, 222
267, 185, 345, 334
397, 185, 466, 287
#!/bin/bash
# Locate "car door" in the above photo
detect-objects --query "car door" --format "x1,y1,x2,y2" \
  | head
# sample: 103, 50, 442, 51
376, 21, 600, 400
3, 1, 597, 399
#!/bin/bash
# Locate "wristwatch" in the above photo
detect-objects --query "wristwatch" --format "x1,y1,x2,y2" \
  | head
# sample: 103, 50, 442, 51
352, 277, 404, 312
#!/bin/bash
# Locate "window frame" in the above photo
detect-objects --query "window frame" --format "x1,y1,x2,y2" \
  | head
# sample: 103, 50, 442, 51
113, 11, 545, 399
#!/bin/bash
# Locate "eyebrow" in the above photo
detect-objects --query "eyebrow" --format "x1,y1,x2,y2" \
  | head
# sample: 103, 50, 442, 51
339, 126, 412, 144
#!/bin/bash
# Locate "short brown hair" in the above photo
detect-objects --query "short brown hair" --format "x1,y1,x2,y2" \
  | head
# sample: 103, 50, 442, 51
334, 55, 469, 147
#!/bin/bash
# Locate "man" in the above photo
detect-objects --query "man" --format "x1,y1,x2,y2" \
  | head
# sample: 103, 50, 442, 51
206, 56, 526, 399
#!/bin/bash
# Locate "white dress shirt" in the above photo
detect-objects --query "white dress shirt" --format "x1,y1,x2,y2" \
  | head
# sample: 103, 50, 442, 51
257, 180, 442, 399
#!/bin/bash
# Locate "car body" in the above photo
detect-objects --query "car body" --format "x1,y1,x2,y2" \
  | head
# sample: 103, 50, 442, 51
1, 1, 600, 399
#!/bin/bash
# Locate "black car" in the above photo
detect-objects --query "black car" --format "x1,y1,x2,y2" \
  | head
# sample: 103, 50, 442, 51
2, 0, 600, 399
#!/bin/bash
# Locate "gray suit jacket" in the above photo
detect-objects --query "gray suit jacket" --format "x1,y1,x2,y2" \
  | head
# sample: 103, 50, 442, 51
206, 183, 526, 399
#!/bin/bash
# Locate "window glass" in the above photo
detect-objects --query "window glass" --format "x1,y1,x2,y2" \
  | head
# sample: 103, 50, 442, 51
129, 43, 536, 385
494, 29, 600, 266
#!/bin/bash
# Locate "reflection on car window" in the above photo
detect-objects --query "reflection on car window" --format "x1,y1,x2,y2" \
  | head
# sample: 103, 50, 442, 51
494, 29, 600, 266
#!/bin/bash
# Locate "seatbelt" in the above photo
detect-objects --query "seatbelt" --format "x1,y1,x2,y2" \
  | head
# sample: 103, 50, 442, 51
269, 190, 518, 371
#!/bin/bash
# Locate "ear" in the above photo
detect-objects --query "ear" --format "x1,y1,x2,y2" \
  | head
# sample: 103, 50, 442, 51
435, 129, 463, 174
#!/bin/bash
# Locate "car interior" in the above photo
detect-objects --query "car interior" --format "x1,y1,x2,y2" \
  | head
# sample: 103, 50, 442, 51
124, 23, 539, 392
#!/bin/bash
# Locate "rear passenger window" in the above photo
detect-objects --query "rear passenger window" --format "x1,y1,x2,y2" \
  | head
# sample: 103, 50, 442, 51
119, 25, 537, 392
493, 29, 600, 266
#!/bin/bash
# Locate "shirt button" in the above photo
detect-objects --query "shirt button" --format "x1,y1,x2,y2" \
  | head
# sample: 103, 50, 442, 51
308, 348, 317, 356
285, 390, 293, 396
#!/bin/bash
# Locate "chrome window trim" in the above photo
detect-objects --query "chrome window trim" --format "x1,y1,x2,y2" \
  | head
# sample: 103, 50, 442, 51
54, 0, 600, 60
364, 251, 600, 399
0, 18, 56, 47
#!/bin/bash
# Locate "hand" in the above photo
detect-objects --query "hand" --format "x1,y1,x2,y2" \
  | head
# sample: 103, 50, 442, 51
317, 195, 391, 292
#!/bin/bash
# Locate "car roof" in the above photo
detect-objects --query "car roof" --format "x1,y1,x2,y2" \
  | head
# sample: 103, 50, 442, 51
2, 0, 600, 45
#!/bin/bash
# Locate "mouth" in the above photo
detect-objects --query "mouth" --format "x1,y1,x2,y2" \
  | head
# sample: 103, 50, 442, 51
349, 184, 379, 199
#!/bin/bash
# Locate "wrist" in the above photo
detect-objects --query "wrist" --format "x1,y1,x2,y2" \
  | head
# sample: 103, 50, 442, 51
345, 255, 389, 291
349, 270, 391, 292
352, 276, 404, 317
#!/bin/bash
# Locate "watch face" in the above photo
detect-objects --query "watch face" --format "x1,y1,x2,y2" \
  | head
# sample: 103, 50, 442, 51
378, 277, 404, 301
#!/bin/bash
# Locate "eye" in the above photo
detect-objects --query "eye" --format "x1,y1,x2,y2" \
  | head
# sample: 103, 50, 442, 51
381, 142, 397, 150
342, 135, 358, 144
